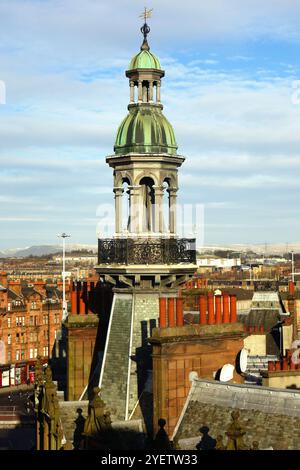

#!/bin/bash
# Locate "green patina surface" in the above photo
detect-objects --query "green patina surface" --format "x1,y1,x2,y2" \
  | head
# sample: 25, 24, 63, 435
128, 49, 161, 70
114, 105, 177, 155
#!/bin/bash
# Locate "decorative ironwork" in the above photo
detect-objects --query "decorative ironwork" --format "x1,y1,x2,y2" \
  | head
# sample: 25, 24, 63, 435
98, 238, 196, 265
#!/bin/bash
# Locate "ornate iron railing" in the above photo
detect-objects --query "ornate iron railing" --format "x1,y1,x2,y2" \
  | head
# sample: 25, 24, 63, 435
98, 238, 196, 265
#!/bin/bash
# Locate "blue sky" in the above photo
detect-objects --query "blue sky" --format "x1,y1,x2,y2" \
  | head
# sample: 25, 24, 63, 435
0, 0, 300, 249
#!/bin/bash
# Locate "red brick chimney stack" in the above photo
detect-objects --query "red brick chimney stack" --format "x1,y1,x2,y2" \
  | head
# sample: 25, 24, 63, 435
222, 292, 230, 323
159, 298, 167, 328
199, 294, 207, 325
289, 280, 295, 295
215, 295, 222, 324
207, 292, 215, 324
176, 297, 184, 327
230, 295, 237, 323
168, 298, 175, 327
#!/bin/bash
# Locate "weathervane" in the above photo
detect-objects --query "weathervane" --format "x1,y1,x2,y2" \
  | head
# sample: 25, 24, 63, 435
139, 7, 153, 48
139, 6, 153, 23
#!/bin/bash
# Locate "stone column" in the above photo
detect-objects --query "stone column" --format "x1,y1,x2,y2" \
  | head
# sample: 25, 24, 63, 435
156, 80, 161, 103
153, 186, 164, 233
168, 188, 177, 235
149, 81, 154, 102
113, 187, 123, 234
138, 81, 143, 102
129, 81, 135, 103
128, 185, 142, 234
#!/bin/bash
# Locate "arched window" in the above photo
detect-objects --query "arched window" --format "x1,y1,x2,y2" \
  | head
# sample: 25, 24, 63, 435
163, 178, 171, 233
121, 177, 130, 232
140, 177, 155, 232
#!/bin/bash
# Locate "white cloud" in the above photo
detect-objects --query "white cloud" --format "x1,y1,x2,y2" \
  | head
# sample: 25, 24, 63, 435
0, 0, 300, 247
181, 173, 287, 189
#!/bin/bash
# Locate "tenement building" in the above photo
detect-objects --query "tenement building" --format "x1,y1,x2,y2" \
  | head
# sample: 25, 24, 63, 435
0, 272, 63, 386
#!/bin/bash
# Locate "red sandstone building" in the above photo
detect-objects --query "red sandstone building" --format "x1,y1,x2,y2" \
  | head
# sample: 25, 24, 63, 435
0, 272, 64, 387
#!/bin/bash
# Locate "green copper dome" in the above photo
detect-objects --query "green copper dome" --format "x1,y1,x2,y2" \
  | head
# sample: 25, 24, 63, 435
114, 105, 177, 155
128, 49, 161, 70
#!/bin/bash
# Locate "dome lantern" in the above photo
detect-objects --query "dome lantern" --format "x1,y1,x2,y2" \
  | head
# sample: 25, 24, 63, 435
114, 15, 177, 156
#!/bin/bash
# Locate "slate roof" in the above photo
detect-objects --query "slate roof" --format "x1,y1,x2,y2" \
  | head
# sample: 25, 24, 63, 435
45, 285, 62, 300
174, 378, 300, 450
239, 309, 281, 331
7, 288, 22, 300
21, 286, 45, 299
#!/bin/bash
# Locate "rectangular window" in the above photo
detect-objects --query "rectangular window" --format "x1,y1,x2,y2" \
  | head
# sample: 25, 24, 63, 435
22, 317, 25, 326
34, 348, 38, 358
44, 330, 49, 340
21, 333, 25, 343
7, 317, 11, 328
29, 316, 34, 326
43, 346, 49, 357
16, 333, 20, 343
7, 303, 11, 311
29, 348, 33, 359
7, 334, 11, 345
43, 315, 49, 325
31, 301, 37, 309
16, 350, 20, 361
7, 351, 11, 362
21, 350, 25, 360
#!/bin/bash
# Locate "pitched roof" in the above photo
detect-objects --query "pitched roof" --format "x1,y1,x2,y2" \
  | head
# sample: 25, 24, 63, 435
21, 286, 45, 299
238, 309, 281, 331
7, 288, 23, 301
174, 379, 300, 450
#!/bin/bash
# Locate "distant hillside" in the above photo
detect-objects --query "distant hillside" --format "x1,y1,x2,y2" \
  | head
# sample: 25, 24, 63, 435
0, 244, 97, 258
0, 242, 299, 259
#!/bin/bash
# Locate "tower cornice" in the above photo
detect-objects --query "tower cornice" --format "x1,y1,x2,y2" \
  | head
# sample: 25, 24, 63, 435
106, 153, 185, 168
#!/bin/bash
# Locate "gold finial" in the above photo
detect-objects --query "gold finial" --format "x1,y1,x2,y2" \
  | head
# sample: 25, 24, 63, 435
139, 7, 153, 23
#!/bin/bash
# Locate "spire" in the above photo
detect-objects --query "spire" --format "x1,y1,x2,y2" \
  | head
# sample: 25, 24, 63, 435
139, 7, 153, 51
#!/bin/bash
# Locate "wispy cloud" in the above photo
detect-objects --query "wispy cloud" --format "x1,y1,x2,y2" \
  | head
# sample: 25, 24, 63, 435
0, 0, 300, 248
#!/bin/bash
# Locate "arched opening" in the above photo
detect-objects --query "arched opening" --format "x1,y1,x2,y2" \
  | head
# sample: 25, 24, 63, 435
122, 177, 130, 233
142, 80, 149, 102
140, 177, 155, 233
130, 80, 154, 104
163, 178, 170, 234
